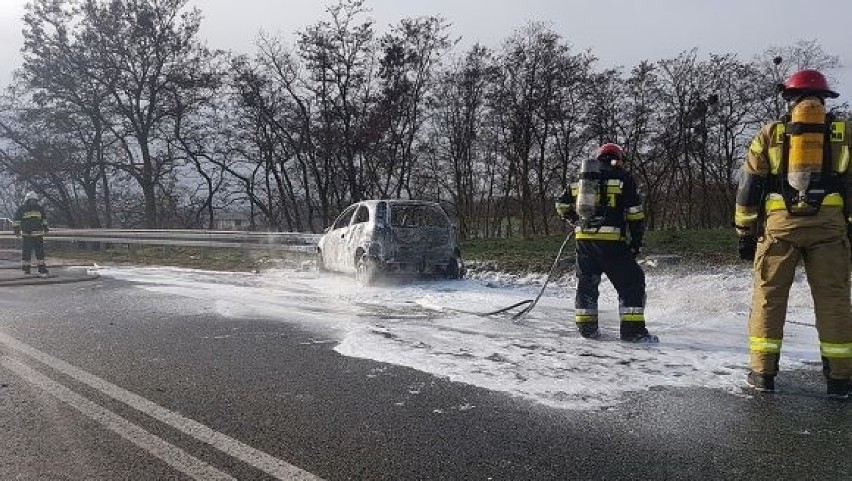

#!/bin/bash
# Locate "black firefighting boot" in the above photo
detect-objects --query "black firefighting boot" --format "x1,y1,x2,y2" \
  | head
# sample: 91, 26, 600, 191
37, 265, 49, 277
826, 379, 849, 400
620, 323, 659, 344
621, 333, 660, 344
577, 322, 600, 339
746, 371, 775, 393
22, 265, 31, 275
822, 357, 849, 399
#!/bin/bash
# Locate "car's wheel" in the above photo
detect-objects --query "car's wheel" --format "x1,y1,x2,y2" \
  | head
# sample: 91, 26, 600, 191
356, 253, 380, 286
316, 249, 327, 272
445, 256, 464, 280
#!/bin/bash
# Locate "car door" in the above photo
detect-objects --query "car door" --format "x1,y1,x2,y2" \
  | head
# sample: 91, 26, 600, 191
344, 204, 372, 271
324, 205, 357, 271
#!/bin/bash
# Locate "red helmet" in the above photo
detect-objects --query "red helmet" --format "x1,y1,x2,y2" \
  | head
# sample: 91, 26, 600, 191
595, 143, 624, 162
781, 69, 839, 100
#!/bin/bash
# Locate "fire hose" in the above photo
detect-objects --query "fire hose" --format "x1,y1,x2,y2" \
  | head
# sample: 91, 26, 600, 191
464, 227, 575, 321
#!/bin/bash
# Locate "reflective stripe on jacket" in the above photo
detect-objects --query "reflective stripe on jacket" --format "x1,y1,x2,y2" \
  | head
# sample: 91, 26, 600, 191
12, 202, 48, 236
556, 166, 645, 242
735, 119, 852, 236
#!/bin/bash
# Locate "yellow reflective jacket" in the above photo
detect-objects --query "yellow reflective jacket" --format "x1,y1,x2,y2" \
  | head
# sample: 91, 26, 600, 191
734, 118, 852, 236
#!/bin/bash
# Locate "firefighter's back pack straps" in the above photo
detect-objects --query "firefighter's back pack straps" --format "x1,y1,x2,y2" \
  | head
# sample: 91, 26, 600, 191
776, 113, 839, 215
778, 115, 791, 203
821, 115, 844, 210
822, 113, 836, 185
598, 177, 608, 213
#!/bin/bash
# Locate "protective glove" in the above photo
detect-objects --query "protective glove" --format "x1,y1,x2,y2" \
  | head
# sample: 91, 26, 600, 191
738, 235, 757, 261
629, 243, 642, 259
555, 202, 578, 224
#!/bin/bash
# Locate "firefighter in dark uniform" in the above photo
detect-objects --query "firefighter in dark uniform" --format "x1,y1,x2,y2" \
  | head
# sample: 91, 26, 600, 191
735, 69, 852, 399
12, 191, 50, 276
555, 143, 657, 343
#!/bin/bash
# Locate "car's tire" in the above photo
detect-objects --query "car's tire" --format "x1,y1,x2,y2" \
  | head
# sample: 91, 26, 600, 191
356, 254, 380, 286
445, 256, 464, 280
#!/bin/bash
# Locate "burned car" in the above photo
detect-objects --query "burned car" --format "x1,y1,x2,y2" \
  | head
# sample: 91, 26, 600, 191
316, 200, 464, 284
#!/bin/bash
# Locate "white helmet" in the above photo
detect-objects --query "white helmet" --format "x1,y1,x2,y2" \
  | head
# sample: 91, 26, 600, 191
24, 191, 38, 202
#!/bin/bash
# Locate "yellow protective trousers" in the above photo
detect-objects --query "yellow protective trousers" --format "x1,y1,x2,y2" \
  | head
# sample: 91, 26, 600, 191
748, 211, 852, 380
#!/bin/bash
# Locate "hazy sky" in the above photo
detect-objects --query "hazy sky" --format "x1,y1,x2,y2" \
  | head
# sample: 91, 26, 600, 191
1, 0, 851, 102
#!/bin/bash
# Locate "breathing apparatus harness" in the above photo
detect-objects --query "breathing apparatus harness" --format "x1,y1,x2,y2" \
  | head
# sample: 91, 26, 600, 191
773, 105, 842, 217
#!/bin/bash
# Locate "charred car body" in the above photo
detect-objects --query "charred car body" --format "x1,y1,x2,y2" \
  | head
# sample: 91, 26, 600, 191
317, 200, 464, 284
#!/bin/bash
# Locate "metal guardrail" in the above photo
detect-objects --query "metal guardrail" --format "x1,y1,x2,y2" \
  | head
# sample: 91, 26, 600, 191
0, 229, 323, 253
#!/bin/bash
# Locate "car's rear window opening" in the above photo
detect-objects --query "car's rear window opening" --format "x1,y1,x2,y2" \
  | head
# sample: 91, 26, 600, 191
390, 205, 449, 228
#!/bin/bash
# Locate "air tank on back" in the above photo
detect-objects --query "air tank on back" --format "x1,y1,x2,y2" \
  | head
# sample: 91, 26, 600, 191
787, 97, 826, 207
575, 156, 600, 224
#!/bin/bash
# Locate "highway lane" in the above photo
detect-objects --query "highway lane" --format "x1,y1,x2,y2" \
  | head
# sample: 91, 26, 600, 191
0, 271, 849, 480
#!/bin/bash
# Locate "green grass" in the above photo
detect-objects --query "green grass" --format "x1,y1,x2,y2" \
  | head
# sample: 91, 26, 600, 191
43, 243, 271, 272
647, 228, 739, 258
461, 228, 740, 273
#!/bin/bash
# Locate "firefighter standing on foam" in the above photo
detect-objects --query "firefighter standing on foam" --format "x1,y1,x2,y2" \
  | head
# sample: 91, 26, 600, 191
11, 191, 50, 277
735, 69, 852, 399
555, 143, 657, 343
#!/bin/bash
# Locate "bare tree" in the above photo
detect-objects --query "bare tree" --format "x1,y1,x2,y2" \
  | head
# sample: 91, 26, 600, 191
428, 44, 494, 238
5, 0, 846, 240
488, 22, 574, 237
21, 0, 218, 228
298, 0, 375, 207
363, 15, 453, 199
752, 39, 843, 122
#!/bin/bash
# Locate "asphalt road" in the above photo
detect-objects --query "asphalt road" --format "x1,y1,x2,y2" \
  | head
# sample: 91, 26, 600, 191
0, 266, 849, 480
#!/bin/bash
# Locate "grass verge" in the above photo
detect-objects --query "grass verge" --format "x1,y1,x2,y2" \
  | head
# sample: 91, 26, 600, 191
40, 243, 274, 272
460, 228, 740, 273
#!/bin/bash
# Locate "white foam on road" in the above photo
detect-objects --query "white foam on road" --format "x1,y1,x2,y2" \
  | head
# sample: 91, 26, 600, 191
99, 265, 822, 410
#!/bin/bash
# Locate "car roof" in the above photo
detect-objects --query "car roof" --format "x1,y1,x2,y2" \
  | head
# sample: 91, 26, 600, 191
357, 199, 441, 208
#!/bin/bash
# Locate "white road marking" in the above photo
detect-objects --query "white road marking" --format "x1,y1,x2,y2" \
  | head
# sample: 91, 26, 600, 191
2, 356, 235, 481
0, 331, 323, 481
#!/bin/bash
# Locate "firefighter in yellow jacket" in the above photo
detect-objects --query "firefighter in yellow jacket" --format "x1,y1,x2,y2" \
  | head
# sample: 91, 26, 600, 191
735, 69, 852, 399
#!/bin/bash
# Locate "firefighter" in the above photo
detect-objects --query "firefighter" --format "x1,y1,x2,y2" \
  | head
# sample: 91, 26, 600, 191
12, 191, 50, 277
555, 143, 657, 343
735, 69, 852, 399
